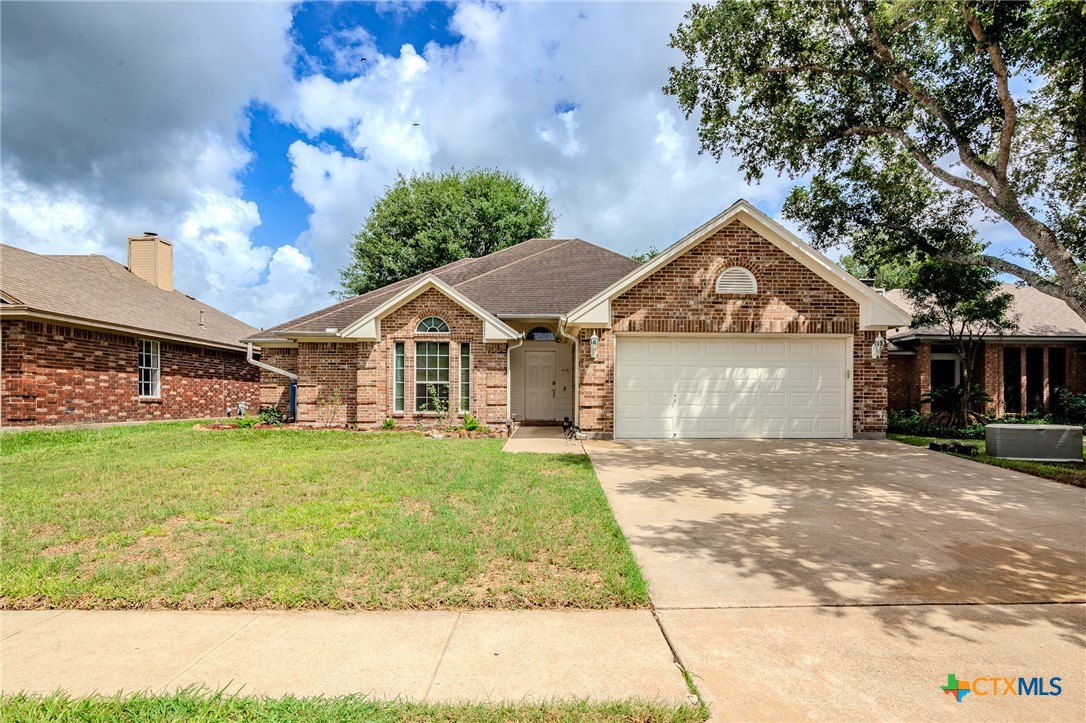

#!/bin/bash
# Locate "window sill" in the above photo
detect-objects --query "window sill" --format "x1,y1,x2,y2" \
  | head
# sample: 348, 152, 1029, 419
138, 397, 163, 404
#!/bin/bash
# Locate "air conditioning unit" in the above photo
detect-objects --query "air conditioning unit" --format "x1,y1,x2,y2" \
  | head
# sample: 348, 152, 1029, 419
985, 424, 1083, 463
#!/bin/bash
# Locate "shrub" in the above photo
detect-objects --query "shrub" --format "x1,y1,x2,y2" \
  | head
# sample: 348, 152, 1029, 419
462, 413, 482, 432
258, 406, 284, 425
382, 417, 396, 430
1052, 389, 1086, 425
920, 384, 991, 426
234, 416, 258, 429
888, 410, 986, 439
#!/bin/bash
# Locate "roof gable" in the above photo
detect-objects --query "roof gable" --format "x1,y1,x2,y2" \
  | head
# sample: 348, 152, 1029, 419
565, 200, 911, 330
339, 275, 519, 342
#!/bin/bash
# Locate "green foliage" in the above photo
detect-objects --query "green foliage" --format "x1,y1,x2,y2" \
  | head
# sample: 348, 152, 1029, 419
423, 384, 450, 424
381, 417, 396, 430
920, 384, 992, 426
1051, 388, 1086, 425
462, 413, 482, 432
631, 246, 660, 263
233, 416, 258, 429
665, 0, 1086, 319
888, 410, 987, 440
2, 687, 707, 723
340, 168, 556, 295
258, 406, 285, 426
838, 251, 920, 290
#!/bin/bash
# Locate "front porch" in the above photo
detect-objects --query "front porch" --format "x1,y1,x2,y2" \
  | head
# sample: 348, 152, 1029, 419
506, 322, 576, 424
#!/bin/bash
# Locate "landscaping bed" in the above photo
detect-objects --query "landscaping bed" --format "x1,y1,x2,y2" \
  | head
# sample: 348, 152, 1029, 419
889, 434, 1086, 488
0, 423, 647, 610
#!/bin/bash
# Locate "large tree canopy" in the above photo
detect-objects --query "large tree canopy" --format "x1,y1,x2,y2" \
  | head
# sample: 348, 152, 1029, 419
340, 168, 556, 296
666, 0, 1086, 321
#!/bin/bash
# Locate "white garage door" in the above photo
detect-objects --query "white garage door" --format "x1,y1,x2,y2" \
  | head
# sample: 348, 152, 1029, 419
615, 336, 850, 439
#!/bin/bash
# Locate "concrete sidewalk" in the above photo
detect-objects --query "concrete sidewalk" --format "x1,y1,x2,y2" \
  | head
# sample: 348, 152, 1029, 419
502, 425, 584, 454
1, 609, 692, 703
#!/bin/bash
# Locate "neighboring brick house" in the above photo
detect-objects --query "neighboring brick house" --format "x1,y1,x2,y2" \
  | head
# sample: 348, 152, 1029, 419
250, 200, 909, 438
1, 237, 260, 427
885, 286, 1086, 416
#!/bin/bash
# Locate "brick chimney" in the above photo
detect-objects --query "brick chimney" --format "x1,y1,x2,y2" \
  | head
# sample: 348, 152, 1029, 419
127, 233, 173, 292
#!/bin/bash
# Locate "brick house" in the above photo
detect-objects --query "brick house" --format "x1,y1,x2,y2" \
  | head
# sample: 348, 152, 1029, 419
1, 237, 260, 427
249, 200, 909, 438
885, 286, 1086, 416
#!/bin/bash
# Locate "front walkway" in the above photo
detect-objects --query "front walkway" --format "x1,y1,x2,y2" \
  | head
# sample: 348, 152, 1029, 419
502, 425, 584, 454
2, 609, 690, 703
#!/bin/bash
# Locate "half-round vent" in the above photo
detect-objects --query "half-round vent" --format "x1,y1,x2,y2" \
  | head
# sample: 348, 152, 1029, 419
715, 267, 757, 294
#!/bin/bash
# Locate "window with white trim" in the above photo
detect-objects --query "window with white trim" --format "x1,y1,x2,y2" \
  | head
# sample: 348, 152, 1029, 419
715, 267, 757, 294
415, 341, 449, 412
526, 326, 555, 341
417, 316, 449, 333
459, 343, 471, 412
393, 342, 405, 412
138, 339, 160, 398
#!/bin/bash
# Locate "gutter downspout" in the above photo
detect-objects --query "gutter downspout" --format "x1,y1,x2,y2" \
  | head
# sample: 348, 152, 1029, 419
557, 318, 579, 428
247, 342, 299, 418
506, 334, 525, 426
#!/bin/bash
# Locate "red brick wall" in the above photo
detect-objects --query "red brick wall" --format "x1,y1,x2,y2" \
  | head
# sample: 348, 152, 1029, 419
1, 319, 258, 426
887, 354, 916, 411
289, 288, 508, 426
259, 347, 297, 415
576, 219, 888, 436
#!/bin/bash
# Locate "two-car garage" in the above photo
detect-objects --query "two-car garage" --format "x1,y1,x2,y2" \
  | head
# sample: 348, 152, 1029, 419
614, 336, 851, 439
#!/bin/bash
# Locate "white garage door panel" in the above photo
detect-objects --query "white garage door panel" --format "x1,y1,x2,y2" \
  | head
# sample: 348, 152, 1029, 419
615, 337, 849, 439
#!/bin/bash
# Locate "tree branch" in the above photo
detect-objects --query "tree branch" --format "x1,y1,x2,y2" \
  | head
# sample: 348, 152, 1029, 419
962, 2, 1017, 180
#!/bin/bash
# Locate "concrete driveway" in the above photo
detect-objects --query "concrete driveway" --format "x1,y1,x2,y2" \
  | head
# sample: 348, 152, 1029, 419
588, 439, 1086, 721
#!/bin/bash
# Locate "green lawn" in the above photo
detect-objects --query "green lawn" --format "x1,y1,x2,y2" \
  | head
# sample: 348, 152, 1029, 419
1, 690, 707, 723
0, 423, 647, 609
888, 434, 1086, 488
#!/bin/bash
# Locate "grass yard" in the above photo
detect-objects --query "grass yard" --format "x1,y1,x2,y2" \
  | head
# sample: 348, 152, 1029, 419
1, 690, 707, 723
889, 434, 1086, 488
0, 423, 647, 610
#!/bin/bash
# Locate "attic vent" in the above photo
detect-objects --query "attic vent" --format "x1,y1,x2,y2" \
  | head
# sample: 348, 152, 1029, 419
715, 267, 757, 294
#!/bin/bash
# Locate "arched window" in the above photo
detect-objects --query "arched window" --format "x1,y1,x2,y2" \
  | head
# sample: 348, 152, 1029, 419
526, 326, 555, 341
416, 316, 449, 333
715, 267, 757, 294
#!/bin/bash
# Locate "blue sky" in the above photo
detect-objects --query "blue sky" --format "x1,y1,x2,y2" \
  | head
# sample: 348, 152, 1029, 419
1, 1, 1028, 328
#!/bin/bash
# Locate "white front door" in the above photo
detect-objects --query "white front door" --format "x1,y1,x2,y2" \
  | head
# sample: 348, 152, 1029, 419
525, 350, 557, 420
615, 336, 850, 439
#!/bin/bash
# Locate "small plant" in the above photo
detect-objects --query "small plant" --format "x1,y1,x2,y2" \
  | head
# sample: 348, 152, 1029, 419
1052, 388, 1086, 426
415, 422, 425, 432
462, 413, 482, 432
315, 386, 345, 427
382, 417, 396, 430
921, 383, 992, 426
258, 406, 284, 426
234, 415, 257, 429
425, 384, 450, 425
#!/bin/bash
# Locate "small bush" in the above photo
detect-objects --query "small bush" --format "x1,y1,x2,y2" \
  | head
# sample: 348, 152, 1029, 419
382, 417, 396, 430
888, 410, 986, 439
1052, 388, 1086, 425
234, 416, 257, 429
258, 406, 284, 425
462, 413, 482, 432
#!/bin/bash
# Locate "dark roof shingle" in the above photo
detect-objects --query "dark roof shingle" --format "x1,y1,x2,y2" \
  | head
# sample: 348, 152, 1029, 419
257, 238, 639, 338
0, 244, 257, 350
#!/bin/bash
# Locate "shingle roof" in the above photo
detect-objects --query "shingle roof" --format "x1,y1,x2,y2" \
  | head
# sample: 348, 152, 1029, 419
255, 238, 640, 339
0, 244, 257, 350
885, 284, 1086, 340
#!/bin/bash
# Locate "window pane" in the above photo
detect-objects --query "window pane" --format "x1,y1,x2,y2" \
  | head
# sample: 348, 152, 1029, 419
394, 342, 405, 412
138, 339, 160, 397
460, 343, 470, 412
415, 342, 449, 412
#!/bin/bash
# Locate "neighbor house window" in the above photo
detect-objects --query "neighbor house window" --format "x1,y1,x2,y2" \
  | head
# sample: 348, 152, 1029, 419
394, 342, 405, 412
417, 316, 449, 333
415, 341, 449, 412
459, 343, 471, 412
138, 339, 160, 398
715, 267, 757, 294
